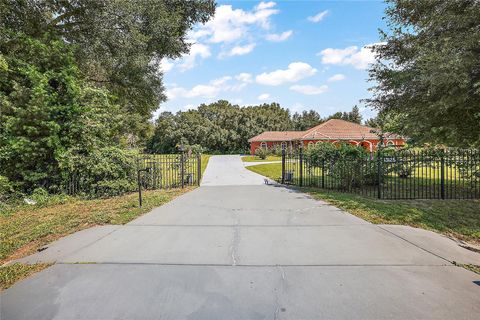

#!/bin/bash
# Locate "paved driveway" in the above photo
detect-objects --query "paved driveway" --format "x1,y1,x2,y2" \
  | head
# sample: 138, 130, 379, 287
2, 155, 479, 319
201, 155, 267, 185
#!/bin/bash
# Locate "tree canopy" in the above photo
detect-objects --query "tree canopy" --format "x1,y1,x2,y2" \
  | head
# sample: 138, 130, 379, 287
292, 110, 322, 130
1, 0, 215, 137
326, 105, 363, 124
147, 101, 363, 154
0, 35, 122, 191
367, 0, 480, 147
0, 0, 216, 193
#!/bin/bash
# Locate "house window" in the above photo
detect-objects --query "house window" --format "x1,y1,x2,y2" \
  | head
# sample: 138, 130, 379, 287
386, 140, 395, 146
260, 142, 268, 149
308, 141, 314, 148
360, 141, 373, 152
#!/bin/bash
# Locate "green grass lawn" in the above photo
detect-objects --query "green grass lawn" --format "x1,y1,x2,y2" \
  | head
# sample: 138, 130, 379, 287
200, 154, 211, 175
246, 163, 480, 245
248, 160, 479, 199
1, 263, 51, 290
241, 155, 282, 162
247, 162, 283, 179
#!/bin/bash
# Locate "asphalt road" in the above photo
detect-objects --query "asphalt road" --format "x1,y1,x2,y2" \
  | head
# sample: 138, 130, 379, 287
1, 155, 479, 319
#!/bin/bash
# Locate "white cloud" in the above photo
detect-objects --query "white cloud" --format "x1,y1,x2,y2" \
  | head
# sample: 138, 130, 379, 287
308, 10, 329, 23
266, 30, 293, 42
318, 46, 357, 64
318, 44, 378, 70
221, 43, 256, 58
290, 84, 328, 95
256, 1, 276, 10
186, 84, 219, 98
327, 73, 346, 82
231, 72, 253, 91
256, 62, 317, 86
235, 73, 253, 83
193, 2, 279, 44
166, 87, 187, 100
160, 59, 174, 72
179, 43, 211, 71
166, 74, 250, 100
210, 76, 232, 87
258, 93, 270, 100
167, 83, 221, 100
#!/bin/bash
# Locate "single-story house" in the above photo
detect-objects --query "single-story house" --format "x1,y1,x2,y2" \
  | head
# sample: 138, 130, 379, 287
248, 119, 405, 155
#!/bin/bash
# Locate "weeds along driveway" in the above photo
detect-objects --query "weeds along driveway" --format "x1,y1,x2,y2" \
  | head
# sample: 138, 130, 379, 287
1, 155, 479, 320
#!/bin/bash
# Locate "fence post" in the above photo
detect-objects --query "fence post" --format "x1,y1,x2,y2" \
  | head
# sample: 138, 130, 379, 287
377, 150, 382, 199
321, 159, 325, 189
180, 152, 185, 189
137, 169, 143, 207
197, 153, 201, 186
281, 149, 286, 184
440, 151, 445, 200
299, 146, 303, 187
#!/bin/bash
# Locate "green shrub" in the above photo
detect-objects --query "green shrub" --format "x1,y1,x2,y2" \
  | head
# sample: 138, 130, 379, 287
304, 142, 376, 189
58, 147, 138, 198
255, 148, 270, 160
0, 176, 15, 201
29, 188, 50, 204
25, 187, 70, 207
0, 34, 124, 193
0, 176, 22, 212
271, 145, 283, 156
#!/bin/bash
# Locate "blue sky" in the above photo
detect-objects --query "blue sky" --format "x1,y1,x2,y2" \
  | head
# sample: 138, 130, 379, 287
158, 0, 387, 121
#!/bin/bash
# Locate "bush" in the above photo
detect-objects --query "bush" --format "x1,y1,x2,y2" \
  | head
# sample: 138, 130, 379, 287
0, 176, 22, 212
271, 145, 283, 156
58, 147, 138, 198
304, 142, 375, 189
255, 148, 270, 160
0, 176, 16, 201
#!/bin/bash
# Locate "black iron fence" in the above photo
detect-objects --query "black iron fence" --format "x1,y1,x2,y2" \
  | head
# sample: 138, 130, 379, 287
136, 153, 201, 206
136, 153, 201, 190
282, 148, 480, 199
65, 152, 202, 198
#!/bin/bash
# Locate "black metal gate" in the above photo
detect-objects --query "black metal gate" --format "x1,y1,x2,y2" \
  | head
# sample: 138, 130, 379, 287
281, 148, 480, 200
136, 153, 202, 206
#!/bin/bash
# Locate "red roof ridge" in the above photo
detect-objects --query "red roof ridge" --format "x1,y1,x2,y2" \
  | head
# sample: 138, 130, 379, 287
248, 119, 404, 142
248, 130, 306, 142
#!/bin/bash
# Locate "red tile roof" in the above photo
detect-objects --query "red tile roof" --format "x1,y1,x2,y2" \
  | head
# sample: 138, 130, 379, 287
249, 119, 403, 142
302, 119, 380, 140
248, 131, 306, 142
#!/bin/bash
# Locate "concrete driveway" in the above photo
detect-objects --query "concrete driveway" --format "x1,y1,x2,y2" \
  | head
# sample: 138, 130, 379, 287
2, 155, 479, 319
201, 155, 267, 185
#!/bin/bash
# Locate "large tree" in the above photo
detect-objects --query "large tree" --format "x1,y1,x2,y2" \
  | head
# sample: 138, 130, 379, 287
0, 0, 216, 138
147, 101, 293, 154
0, 35, 122, 190
326, 106, 363, 124
292, 110, 322, 130
367, 0, 480, 147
